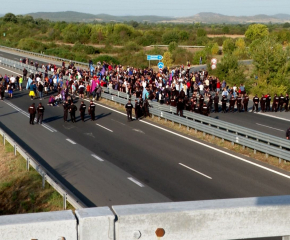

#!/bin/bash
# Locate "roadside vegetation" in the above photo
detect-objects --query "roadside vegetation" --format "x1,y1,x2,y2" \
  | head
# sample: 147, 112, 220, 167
0, 139, 73, 215
0, 13, 290, 95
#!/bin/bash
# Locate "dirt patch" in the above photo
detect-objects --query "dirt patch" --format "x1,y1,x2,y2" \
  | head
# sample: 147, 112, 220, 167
208, 34, 245, 39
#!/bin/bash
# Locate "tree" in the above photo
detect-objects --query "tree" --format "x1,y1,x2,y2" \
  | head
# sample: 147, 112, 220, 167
197, 28, 207, 37
211, 43, 219, 55
162, 31, 179, 44
222, 26, 230, 34
168, 42, 178, 53
163, 51, 173, 68
283, 22, 290, 28
233, 38, 248, 59
222, 39, 236, 54
245, 24, 269, 41
3, 13, 17, 23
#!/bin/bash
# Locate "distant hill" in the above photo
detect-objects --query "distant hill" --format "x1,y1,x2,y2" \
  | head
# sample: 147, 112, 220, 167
27, 11, 174, 23
26, 11, 290, 23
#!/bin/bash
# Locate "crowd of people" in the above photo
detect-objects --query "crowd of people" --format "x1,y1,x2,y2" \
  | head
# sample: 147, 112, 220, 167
0, 57, 289, 124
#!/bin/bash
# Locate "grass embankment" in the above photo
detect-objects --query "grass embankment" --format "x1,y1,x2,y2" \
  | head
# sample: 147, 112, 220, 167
100, 98, 290, 172
0, 140, 74, 215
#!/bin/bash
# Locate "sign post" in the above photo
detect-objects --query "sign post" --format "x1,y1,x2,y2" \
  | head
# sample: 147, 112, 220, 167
147, 55, 163, 68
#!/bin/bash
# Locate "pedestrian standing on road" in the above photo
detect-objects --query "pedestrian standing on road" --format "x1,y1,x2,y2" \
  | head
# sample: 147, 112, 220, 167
266, 93, 271, 112
279, 94, 285, 112
0, 83, 4, 100
229, 95, 235, 113
38, 82, 44, 100
19, 75, 23, 91
243, 94, 249, 112
69, 102, 77, 123
236, 94, 242, 112
286, 127, 290, 140
88, 100, 96, 121
252, 95, 260, 113
28, 103, 36, 125
134, 99, 141, 120
63, 100, 69, 122
214, 92, 219, 113
7, 81, 13, 98
125, 99, 133, 121
221, 95, 227, 113
260, 94, 266, 113
143, 99, 151, 118
23, 68, 27, 82
29, 81, 36, 100
272, 94, 279, 112
37, 103, 45, 124
79, 101, 86, 122
285, 93, 289, 112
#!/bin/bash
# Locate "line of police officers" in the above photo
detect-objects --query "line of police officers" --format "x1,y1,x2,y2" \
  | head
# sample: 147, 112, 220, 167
125, 98, 151, 121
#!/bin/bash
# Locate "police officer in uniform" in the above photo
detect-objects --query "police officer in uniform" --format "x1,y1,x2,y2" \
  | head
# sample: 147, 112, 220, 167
229, 95, 236, 113
202, 103, 209, 116
272, 94, 279, 112
36, 103, 45, 124
266, 93, 271, 112
63, 100, 69, 122
135, 99, 141, 120
199, 94, 204, 112
221, 95, 227, 113
125, 99, 133, 121
28, 103, 36, 125
177, 98, 184, 117
279, 94, 285, 112
243, 94, 249, 112
285, 93, 289, 112
144, 99, 151, 118
79, 101, 86, 122
236, 94, 242, 112
214, 92, 219, 113
88, 100, 96, 121
252, 95, 260, 112
207, 94, 213, 113
260, 94, 266, 113
69, 102, 77, 123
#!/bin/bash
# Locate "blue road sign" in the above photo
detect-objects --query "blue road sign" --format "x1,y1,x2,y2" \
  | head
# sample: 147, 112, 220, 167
158, 62, 164, 68
147, 55, 163, 61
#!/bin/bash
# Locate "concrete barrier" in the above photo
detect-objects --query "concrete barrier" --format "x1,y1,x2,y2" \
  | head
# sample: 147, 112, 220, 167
76, 207, 115, 240
113, 195, 290, 240
0, 210, 77, 240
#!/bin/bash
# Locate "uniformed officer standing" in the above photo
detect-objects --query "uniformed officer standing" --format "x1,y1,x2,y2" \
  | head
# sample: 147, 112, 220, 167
279, 94, 285, 112
286, 127, 290, 140
272, 94, 279, 112
36, 103, 45, 124
214, 93, 219, 113
177, 98, 184, 117
243, 94, 249, 112
236, 94, 242, 112
285, 93, 289, 112
199, 94, 204, 112
144, 99, 151, 118
252, 95, 260, 112
266, 93, 271, 112
88, 100, 96, 121
79, 101, 86, 122
229, 96, 236, 113
221, 95, 227, 113
207, 94, 213, 113
125, 100, 133, 121
28, 103, 36, 125
202, 103, 209, 116
63, 100, 69, 122
260, 94, 266, 113
69, 102, 77, 123
135, 99, 141, 120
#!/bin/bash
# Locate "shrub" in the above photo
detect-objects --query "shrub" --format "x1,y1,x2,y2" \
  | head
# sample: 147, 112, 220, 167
92, 55, 120, 65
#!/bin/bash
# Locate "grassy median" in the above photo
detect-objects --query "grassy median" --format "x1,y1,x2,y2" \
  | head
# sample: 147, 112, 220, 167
0, 140, 74, 215
100, 98, 290, 172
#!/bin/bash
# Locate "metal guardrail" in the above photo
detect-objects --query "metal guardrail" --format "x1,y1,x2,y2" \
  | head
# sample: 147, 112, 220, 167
102, 87, 290, 151
101, 91, 290, 162
0, 127, 85, 210
0, 45, 90, 67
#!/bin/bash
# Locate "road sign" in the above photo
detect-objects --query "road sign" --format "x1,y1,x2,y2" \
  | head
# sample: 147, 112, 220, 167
158, 62, 164, 69
147, 55, 163, 61
211, 58, 217, 64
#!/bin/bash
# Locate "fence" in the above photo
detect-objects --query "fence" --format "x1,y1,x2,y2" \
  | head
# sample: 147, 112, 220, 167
0, 45, 90, 67
0, 127, 85, 210
101, 91, 290, 162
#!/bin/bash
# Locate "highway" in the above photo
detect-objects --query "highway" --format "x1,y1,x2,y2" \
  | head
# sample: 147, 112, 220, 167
1, 68, 290, 210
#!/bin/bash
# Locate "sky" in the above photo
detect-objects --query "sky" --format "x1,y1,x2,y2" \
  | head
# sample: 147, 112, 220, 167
0, 0, 289, 17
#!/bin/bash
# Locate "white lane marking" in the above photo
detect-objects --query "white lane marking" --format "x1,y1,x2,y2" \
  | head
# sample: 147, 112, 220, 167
90, 101, 290, 180
66, 139, 76, 144
254, 112, 290, 122
179, 163, 212, 179
133, 129, 145, 134
256, 123, 284, 132
0, 66, 21, 75
96, 123, 113, 132
91, 154, 104, 162
111, 118, 125, 126
40, 124, 54, 132
128, 177, 145, 187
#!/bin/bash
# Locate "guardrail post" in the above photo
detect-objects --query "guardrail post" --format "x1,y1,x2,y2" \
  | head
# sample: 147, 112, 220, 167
63, 193, 67, 210
26, 158, 30, 171
265, 153, 268, 158
254, 149, 256, 154
42, 173, 45, 189
14, 143, 16, 156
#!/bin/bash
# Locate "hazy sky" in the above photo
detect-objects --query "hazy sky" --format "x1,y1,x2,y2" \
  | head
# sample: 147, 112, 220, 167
0, 0, 289, 17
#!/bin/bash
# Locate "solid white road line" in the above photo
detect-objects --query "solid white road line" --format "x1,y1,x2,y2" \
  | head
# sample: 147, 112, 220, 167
91, 154, 104, 162
88, 101, 290, 180
66, 139, 76, 144
128, 177, 145, 187
0, 66, 21, 75
256, 123, 284, 132
96, 123, 113, 132
254, 112, 290, 122
179, 163, 212, 179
